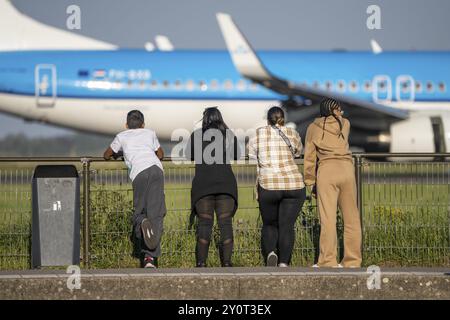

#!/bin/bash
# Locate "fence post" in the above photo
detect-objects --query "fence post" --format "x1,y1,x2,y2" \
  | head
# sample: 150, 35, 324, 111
355, 155, 363, 212
354, 154, 364, 255
81, 157, 91, 268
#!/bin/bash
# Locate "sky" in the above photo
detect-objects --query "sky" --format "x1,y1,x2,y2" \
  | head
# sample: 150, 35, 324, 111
1, 0, 450, 137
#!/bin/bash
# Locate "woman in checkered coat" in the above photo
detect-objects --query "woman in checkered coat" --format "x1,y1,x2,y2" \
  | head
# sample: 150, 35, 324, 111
248, 106, 307, 267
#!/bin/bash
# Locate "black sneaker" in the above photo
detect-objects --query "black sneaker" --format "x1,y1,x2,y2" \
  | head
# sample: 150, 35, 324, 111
266, 251, 278, 267
141, 218, 158, 250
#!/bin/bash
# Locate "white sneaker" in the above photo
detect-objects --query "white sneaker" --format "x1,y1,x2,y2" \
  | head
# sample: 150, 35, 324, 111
143, 256, 156, 269
312, 264, 343, 268
278, 263, 288, 268
266, 251, 278, 267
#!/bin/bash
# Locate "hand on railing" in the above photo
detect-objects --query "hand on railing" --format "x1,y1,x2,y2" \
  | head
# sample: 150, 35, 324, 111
112, 151, 124, 160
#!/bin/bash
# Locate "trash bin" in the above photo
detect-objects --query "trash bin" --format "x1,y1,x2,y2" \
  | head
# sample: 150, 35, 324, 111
32, 165, 80, 268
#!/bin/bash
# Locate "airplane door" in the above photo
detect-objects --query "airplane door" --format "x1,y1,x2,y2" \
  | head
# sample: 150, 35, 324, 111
35, 64, 57, 107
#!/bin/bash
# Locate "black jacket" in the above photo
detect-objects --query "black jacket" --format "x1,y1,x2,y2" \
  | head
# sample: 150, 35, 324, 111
186, 128, 241, 221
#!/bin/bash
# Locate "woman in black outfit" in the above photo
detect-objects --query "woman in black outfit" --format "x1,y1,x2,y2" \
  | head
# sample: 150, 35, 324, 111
186, 107, 240, 267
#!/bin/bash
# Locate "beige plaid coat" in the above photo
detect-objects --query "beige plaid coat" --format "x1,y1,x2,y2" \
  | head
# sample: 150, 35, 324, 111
248, 125, 305, 190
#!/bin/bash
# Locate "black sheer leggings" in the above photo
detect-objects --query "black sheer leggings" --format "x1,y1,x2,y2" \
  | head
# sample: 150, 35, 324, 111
195, 194, 235, 266
258, 186, 306, 265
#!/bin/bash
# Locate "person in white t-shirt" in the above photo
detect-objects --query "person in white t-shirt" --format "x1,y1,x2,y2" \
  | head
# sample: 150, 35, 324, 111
104, 110, 166, 268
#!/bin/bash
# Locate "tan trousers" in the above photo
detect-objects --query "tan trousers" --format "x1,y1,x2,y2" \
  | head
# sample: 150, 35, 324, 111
316, 160, 362, 267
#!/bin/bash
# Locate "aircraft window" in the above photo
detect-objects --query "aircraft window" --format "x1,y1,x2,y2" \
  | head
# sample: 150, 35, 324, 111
186, 80, 195, 91
210, 79, 219, 90
426, 81, 434, 92
363, 81, 372, 92
224, 79, 234, 90
249, 82, 259, 91
199, 80, 208, 91
415, 81, 422, 92
174, 80, 183, 90
139, 80, 146, 89
127, 80, 133, 88
337, 80, 346, 92
312, 81, 320, 89
325, 81, 333, 91
438, 82, 446, 92
150, 80, 159, 89
349, 81, 358, 92
237, 79, 247, 91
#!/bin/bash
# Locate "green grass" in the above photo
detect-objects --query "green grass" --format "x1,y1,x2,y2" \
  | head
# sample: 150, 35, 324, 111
0, 162, 449, 270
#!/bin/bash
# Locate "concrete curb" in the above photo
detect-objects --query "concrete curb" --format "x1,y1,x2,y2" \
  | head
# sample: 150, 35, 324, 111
0, 268, 449, 300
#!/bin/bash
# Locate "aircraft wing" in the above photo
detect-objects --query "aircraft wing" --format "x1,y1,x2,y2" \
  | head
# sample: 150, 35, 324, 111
216, 13, 409, 131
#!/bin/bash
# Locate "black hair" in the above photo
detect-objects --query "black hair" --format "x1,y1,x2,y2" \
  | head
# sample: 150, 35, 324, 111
202, 107, 229, 133
267, 106, 285, 126
127, 110, 144, 129
319, 98, 343, 139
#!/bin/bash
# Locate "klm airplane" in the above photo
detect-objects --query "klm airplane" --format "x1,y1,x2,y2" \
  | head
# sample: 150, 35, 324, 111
0, 0, 449, 152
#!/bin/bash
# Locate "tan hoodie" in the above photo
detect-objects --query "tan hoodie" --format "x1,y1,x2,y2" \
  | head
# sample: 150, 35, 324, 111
303, 116, 353, 186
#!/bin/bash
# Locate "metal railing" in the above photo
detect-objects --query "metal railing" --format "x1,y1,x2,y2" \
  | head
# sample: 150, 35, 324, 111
0, 153, 449, 269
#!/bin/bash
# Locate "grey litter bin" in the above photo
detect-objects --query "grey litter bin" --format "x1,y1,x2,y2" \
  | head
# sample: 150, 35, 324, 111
32, 165, 80, 268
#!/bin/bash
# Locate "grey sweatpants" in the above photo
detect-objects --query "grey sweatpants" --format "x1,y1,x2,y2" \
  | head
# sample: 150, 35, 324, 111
132, 165, 166, 257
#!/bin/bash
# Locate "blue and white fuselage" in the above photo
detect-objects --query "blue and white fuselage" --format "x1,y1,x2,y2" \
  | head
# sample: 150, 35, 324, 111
0, 1, 449, 152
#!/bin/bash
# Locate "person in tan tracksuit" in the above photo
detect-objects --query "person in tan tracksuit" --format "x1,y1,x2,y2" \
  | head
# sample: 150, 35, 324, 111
303, 98, 362, 268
